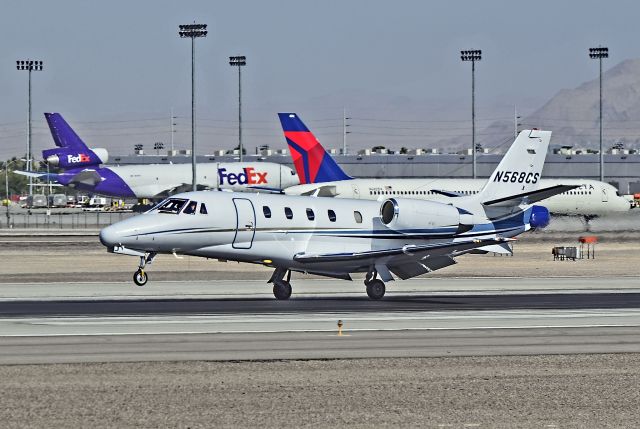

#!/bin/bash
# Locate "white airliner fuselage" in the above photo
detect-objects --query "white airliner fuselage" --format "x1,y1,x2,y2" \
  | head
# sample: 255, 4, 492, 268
284, 178, 630, 217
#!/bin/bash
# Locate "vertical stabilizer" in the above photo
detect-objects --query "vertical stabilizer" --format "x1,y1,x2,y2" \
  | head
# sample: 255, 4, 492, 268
478, 129, 551, 204
278, 113, 352, 184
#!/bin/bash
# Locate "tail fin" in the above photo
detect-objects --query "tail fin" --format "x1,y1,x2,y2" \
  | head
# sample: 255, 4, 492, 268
278, 113, 351, 184
45, 113, 90, 150
42, 113, 108, 169
478, 129, 551, 205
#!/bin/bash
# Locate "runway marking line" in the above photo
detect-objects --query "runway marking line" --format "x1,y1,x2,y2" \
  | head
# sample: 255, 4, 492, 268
1, 323, 639, 338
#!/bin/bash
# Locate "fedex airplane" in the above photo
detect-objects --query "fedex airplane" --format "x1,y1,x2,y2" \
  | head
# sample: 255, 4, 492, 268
279, 113, 631, 217
19, 113, 299, 198
99, 128, 576, 299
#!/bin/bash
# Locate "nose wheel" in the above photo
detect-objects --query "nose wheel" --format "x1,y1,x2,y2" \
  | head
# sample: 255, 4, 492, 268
133, 269, 148, 286
131, 253, 155, 287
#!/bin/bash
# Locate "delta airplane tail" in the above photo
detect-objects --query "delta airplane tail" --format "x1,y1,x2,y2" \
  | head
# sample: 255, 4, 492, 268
42, 113, 108, 170
278, 113, 351, 184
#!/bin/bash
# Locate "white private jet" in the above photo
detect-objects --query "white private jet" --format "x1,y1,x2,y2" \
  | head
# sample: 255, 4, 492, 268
99, 129, 576, 300
278, 113, 631, 217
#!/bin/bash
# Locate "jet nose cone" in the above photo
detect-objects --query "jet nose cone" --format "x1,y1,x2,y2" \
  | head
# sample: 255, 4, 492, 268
99, 225, 119, 248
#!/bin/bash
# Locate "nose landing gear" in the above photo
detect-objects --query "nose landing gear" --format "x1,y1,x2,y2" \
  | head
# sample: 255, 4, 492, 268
132, 252, 156, 287
133, 269, 148, 286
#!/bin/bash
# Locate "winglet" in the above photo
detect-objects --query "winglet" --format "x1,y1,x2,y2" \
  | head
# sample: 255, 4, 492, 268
278, 113, 352, 184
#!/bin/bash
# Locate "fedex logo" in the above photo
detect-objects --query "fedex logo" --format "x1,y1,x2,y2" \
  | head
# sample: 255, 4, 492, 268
67, 153, 91, 164
218, 167, 268, 186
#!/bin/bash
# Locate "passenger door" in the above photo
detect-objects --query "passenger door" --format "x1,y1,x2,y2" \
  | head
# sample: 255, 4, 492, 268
232, 198, 256, 249
601, 188, 608, 203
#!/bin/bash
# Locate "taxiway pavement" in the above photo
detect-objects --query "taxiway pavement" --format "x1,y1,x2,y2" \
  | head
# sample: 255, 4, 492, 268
1, 277, 639, 364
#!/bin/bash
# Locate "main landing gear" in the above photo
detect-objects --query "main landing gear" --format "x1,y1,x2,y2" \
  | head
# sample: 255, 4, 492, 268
270, 267, 292, 300
365, 269, 386, 300
132, 253, 156, 287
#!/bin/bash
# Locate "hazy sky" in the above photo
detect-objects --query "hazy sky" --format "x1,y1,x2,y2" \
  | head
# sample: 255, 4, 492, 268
1, 0, 639, 159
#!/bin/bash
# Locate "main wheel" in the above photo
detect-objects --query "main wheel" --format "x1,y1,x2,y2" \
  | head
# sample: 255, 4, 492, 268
133, 269, 148, 286
366, 279, 385, 299
273, 280, 292, 300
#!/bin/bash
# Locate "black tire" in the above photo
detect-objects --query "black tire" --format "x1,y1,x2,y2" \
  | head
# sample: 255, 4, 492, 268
133, 269, 148, 286
366, 279, 385, 299
273, 280, 292, 300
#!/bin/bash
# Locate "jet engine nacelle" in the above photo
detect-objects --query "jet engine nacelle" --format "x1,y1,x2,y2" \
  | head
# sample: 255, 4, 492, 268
379, 198, 465, 233
529, 205, 550, 229
43, 147, 108, 169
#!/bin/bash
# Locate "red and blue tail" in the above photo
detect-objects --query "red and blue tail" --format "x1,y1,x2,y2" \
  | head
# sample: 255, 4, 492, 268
278, 113, 352, 184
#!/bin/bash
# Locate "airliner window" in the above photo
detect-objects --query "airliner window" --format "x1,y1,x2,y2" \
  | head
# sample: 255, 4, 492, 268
328, 209, 336, 222
200, 203, 208, 215
182, 200, 198, 215
306, 208, 315, 221
157, 198, 188, 214
285, 207, 293, 219
263, 206, 271, 218
354, 211, 362, 223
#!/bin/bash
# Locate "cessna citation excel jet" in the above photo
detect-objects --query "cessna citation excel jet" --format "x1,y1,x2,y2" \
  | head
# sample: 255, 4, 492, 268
100, 129, 576, 300
18, 113, 299, 198
279, 113, 631, 217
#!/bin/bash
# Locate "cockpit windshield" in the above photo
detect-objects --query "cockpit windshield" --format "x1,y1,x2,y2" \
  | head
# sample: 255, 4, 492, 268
157, 198, 188, 214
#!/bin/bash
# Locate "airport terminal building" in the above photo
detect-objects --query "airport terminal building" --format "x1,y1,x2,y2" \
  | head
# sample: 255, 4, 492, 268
110, 150, 640, 194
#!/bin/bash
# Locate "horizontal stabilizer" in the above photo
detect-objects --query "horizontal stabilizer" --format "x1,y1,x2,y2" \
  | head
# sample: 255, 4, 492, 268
430, 189, 463, 197
68, 169, 103, 186
13, 170, 53, 179
483, 184, 579, 207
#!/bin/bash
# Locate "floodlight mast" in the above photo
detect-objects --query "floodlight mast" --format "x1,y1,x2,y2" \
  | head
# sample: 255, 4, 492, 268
179, 23, 208, 191
460, 50, 481, 179
229, 56, 246, 161
16, 60, 44, 196
589, 46, 608, 182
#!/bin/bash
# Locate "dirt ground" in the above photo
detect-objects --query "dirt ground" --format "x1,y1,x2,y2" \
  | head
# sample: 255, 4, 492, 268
0, 233, 637, 283
0, 354, 638, 429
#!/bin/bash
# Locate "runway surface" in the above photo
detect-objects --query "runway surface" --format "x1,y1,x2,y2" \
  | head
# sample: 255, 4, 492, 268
1, 277, 640, 364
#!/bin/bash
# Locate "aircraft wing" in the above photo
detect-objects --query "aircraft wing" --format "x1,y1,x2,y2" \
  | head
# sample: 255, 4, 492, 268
300, 185, 337, 197
482, 184, 580, 207
294, 237, 511, 280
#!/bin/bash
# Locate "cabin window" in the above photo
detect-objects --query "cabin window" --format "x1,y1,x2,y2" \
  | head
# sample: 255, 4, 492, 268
306, 208, 315, 221
157, 198, 188, 214
354, 211, 362, 223
328, 209, 336, 222
285, 207, 293, 219
263, 206, 271, 218
200, 203, 208, 215
182, 201, 198, 215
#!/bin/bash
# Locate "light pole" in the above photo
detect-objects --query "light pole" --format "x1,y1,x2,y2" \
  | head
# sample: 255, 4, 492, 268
154, 142, 164, 155
460, 50, 481, 179
16, 60, 44, 196
179, 23, 208, 191
589, 46, 608, 182
3, 158, 26, 228
229, 56, 246, 162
